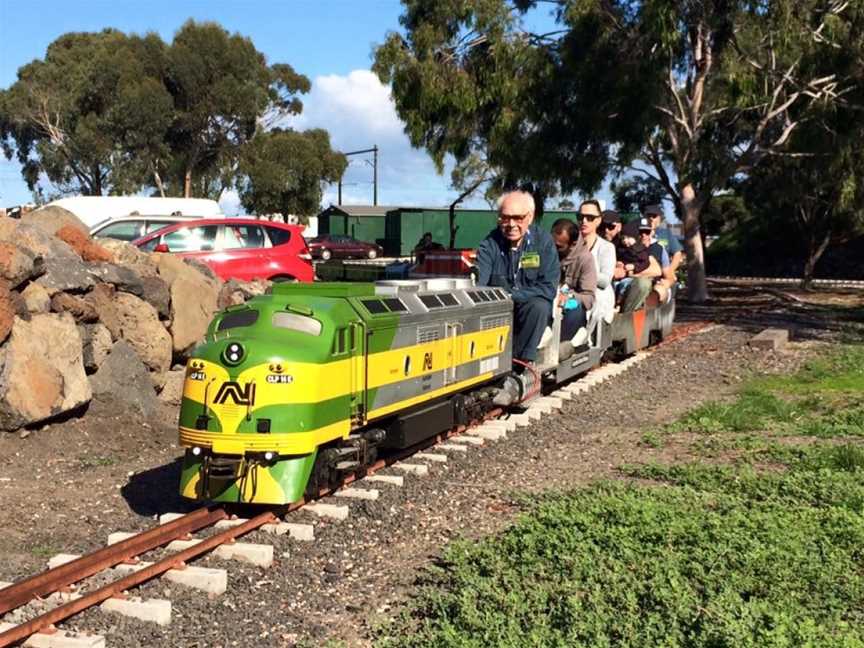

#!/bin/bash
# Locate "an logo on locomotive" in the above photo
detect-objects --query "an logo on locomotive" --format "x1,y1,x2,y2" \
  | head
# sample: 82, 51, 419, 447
213, 381, 256, 406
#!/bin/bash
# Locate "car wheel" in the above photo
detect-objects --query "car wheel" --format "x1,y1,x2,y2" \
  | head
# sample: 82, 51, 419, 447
367, 248, 378, 259
320, 249, 332, 261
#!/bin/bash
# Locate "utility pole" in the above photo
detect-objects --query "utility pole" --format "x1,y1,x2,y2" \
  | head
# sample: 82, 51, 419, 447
337, 145, 378, 206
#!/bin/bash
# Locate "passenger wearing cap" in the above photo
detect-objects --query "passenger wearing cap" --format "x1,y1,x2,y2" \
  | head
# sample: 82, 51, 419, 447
600, 210, 622, 243
612, 219, 661, 311
476, 190, 559, 367
643, 204, 684, 275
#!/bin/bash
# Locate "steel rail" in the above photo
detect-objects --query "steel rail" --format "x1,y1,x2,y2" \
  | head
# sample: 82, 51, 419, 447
0, 506, 227, 616
0, 510, 277, 648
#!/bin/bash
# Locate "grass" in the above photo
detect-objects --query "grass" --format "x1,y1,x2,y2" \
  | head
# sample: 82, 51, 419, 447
376, 345, 864, 647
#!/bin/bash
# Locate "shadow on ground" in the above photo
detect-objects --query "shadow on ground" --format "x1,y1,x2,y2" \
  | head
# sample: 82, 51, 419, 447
121, 458, 199, 516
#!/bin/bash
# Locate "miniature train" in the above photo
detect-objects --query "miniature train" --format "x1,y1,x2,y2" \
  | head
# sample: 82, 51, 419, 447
177, 279, 675, 505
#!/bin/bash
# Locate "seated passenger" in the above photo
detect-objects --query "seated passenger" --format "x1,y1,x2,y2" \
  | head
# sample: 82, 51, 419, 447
476, 191, 559, 368
600, 210, 622, 243
577, 199, 616, 326
414, 231, 444, 263
551, 219, 596, 343
639, 213, 677, 303
613, 220, 662, 311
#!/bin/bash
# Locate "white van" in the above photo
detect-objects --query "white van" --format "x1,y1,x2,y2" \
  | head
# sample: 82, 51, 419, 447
48, 196, 224, 229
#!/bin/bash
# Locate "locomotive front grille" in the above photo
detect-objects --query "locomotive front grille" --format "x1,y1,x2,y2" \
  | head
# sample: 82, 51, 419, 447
208, 456, 242, 479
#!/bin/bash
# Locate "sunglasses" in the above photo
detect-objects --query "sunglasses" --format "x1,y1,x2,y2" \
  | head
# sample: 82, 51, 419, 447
498, 212, 529, 223
578, 213, 600, 222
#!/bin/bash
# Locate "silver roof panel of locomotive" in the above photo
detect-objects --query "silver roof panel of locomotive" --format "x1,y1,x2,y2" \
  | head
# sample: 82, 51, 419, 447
373, 279, 511, 316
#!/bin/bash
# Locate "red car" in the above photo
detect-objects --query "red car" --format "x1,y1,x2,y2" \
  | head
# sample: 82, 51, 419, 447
307, 234, 383, 261
133, 218, 314, 282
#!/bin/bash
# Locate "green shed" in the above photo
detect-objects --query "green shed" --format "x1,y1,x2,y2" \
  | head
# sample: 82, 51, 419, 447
317, 205, 395, 246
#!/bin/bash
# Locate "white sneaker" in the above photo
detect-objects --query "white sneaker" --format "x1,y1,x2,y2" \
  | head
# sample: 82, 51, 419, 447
570, 327, 589, 347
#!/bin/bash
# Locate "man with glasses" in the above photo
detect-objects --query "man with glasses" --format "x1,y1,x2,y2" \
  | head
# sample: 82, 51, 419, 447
476, 190, 559, 367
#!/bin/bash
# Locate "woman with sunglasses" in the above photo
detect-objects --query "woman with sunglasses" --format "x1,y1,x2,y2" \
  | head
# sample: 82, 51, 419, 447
577, 200, 616, 326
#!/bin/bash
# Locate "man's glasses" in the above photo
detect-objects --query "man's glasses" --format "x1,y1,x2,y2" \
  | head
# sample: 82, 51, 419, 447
578, 213, 600, 222
498, 212, 529, 223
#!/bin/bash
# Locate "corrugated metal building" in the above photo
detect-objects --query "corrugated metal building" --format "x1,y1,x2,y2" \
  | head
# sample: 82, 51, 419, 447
317, 205, 396, 246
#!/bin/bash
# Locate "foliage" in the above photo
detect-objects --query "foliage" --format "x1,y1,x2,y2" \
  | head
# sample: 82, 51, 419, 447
377, 343, 864, 647
375, 0, 864, 301
610, 176, 665, 215
0, 21, 315, 200
237, 128, 347, 218
163, 20, 310, 198
0, 29, 172, 197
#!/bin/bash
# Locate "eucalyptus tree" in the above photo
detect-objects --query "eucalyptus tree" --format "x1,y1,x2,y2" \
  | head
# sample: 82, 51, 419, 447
237, 128, 347, 219
0, 29, 172, 197
375, 0, 860, 301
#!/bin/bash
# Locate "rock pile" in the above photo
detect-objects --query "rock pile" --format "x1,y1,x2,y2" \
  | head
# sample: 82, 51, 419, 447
0, 206, 271, 432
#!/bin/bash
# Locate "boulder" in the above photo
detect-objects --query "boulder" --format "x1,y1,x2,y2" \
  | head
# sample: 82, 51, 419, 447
140, 275, 171, 319
51, 292, 99, 323
86, 263, 144, 297
217, 278, 271, 309
86, 285, 172, 373
89, 340, 159, 419
36, 257, 95, 295
169, 274, 220, 355
21, 205, 89, 237
0, 313, 91, 432
56, 225, 114, 263
158, 369, 186, 406
154, 253, 218, 288
0, 242, 45, 289
0, 224, 96, 295
183, 257, 219, 282
20, 283, 51, 314
78, 323, 112, 372
98, 239, 158, 276
0, 281, 15, 344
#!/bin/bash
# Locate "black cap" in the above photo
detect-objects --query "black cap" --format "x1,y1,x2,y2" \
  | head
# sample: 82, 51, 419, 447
601, 209, 621, 225
638, 217, 653, 231
643, 204, 663, 217
621, 220, 640, 238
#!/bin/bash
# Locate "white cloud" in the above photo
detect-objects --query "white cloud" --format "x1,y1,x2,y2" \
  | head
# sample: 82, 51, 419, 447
284, 69, 463, 209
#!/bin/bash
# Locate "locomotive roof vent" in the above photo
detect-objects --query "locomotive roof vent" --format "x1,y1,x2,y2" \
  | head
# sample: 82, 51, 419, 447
375, 280, 424, 296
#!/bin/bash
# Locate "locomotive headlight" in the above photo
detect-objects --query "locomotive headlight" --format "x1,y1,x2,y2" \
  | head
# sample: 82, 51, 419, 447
264, 452, 275, 461
222, 342, 245, 366
192, 446, 202, 456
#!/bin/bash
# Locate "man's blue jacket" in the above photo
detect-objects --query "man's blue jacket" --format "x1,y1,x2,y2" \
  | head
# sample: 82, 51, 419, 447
475, 224, 559, 305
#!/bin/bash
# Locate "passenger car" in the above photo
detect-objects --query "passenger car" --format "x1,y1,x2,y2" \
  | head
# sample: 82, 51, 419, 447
306, 234, 383, 260
133, 218, 314, 282
91, 215, 204, 242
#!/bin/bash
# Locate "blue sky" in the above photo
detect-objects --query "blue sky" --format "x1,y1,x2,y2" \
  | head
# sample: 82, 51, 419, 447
0, 0, 617, 213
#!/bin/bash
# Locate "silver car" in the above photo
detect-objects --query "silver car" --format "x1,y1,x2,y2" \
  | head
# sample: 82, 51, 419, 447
90, 215, 206, 242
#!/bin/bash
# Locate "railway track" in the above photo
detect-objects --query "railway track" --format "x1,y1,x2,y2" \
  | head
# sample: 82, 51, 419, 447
708, 276, 864, 289
0, 321, 713, 648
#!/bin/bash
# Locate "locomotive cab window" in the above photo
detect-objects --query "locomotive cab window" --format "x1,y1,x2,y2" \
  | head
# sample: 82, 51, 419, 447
217, 309, 259, 331
272, 312, 322, 336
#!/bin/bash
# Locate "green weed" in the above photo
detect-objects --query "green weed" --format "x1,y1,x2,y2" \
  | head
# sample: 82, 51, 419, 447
78, 456, 116, 469
640, 431, 664, 448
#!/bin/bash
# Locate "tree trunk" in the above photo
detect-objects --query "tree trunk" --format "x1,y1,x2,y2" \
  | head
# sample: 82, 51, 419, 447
153, 170, 166, 198
801, 230, 831, 290
448, 204, 459, 249
680, 183, 709, 303
184, 169, 193, 198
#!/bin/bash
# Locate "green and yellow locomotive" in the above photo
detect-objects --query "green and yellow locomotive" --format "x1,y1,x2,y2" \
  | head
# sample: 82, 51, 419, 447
179, 279, 513, 504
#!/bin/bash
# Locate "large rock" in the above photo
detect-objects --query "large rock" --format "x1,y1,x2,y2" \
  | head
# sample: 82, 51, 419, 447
78, 323, 112, 373
169, 274, 220, 355
140, 275, 171, 319
158, 369, 186, 406
98, 239, 158, 276
21, 205, 89, 237
56, 225, 114, 263
89, 340, 159, 418
217, 278, 271, 309
86, 263, 144, 297
86, 284, 172, 373
0, 242, 45, 289
20, 283, 51, 314
154, 254, 221, 355
0, 281, 15, 344
51, 292, 99, 323
0, 313, 91, 431
0, 223, 95, 295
